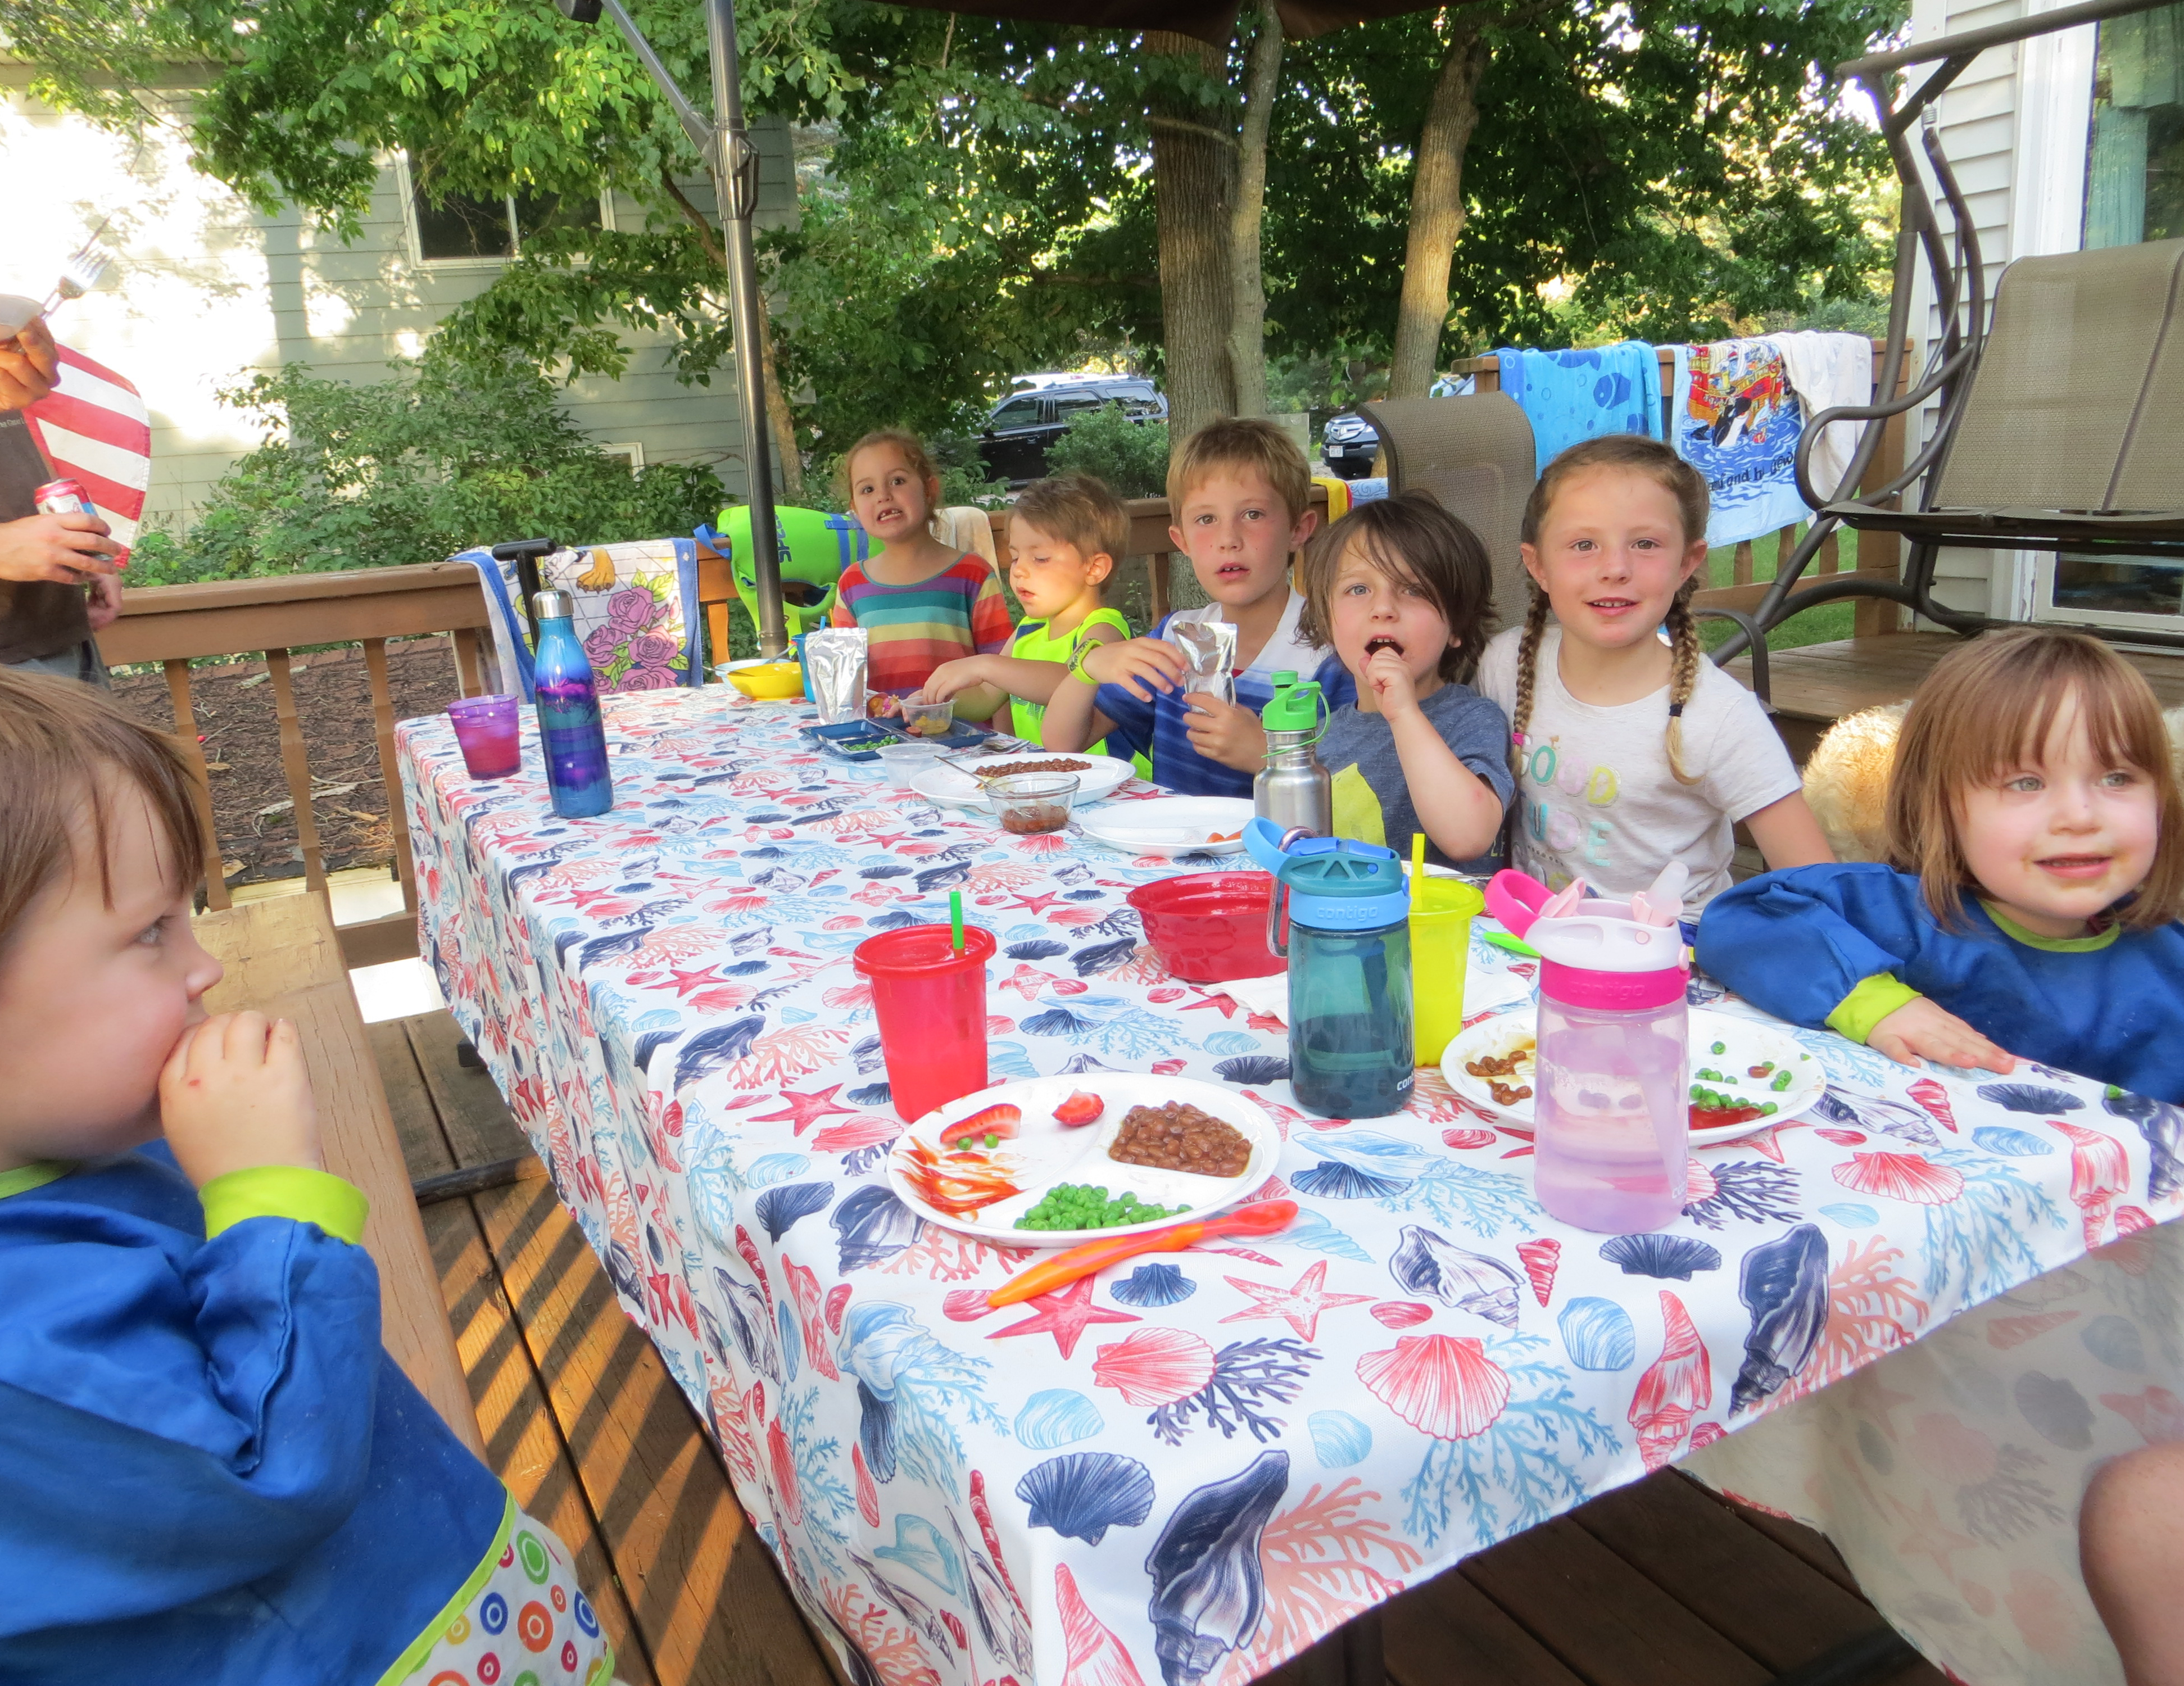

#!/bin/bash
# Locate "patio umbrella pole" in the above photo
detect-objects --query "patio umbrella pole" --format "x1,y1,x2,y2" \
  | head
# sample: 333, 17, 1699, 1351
586, 0, 791, 660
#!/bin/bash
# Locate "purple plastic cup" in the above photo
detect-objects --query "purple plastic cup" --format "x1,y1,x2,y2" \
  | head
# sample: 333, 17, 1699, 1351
448, 694, 522, 779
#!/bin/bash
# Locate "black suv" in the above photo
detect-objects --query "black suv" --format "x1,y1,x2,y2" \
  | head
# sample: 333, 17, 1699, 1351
978, 379, 1167, 485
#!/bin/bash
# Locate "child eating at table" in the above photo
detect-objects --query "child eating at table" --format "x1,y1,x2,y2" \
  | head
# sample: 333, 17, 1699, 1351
0, 670, 613, 1683
1296, 490, 1512, 869
1696, 628, 2184, 1101
831, 428, 1013, 707
911, 472, 1135, 755
1039, 416, 1354, 796
1477, 433, 1832, 919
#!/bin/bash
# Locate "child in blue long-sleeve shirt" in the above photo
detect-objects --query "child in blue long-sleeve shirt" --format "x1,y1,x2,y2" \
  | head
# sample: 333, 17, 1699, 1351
1696, 628, 2184, 1102
0, 670, 612, 1685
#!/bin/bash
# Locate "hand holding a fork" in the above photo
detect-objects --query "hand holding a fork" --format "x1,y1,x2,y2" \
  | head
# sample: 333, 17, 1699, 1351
0, 318, 58, 412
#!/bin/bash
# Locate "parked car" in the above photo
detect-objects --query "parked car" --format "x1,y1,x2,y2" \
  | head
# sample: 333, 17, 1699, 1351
978, 378, 1167, 484
1320, 410, 1381, 480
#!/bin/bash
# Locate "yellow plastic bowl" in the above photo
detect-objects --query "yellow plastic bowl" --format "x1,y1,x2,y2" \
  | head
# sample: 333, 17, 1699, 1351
723, 661, 804, 700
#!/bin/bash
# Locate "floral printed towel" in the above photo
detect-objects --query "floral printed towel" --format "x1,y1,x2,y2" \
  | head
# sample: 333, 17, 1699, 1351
460, 539, 703, 703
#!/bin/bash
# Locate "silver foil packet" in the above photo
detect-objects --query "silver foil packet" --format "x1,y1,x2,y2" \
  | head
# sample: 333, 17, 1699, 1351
804, 627, 869, 725
1166, 617, 1238, 709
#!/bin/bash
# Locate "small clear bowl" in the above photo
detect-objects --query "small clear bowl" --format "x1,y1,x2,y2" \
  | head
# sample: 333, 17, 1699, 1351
987, 772, 1079, 835
873, 740, 946, 789
896, 697, 956, 738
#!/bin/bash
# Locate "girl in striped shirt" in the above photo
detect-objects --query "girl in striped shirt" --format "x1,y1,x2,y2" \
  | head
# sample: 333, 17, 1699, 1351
830, 430, 1012, 705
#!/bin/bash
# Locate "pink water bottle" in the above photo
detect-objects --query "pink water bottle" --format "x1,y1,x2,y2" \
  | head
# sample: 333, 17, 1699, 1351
1487, 867, 1691, 1234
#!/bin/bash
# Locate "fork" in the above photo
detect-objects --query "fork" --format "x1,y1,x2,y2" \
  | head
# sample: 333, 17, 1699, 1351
42, 245, 111, 315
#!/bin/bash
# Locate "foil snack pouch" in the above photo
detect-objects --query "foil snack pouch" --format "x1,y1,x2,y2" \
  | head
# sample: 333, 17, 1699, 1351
805, 627, 869, 726
1166, 618, 1238, 711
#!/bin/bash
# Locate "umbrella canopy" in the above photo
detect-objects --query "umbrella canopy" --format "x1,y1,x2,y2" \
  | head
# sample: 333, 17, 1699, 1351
882, 0, 1437, 47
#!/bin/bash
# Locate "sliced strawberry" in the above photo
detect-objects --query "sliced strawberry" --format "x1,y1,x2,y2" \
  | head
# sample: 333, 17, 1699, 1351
939, 1103, 1022, 1149
1052, 1090, 1105, 1127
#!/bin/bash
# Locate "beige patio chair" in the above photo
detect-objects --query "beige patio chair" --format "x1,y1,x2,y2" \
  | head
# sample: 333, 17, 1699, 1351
1354, 394, 1535, 631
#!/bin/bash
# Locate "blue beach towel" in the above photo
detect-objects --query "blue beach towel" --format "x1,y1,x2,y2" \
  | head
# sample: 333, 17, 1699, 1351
1669, 340, 1810, 549
1492, 341, 1663, 474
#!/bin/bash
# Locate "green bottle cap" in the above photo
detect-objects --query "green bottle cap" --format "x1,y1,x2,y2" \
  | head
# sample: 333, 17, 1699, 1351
1262, 674, 1321, 732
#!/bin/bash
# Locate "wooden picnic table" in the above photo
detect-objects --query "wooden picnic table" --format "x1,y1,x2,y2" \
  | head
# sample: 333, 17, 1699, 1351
396, 686, 2183, 1686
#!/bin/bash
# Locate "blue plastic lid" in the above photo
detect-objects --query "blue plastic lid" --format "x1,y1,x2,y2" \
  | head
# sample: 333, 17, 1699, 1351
1243, 819, 1408, 928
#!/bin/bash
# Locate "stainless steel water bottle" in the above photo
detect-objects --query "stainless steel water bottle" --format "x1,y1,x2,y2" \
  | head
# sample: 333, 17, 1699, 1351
1254, 670, 1331, 837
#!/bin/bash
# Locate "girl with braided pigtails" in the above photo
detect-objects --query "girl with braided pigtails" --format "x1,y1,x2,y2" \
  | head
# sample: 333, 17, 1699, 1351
1477, 435, 1833, 926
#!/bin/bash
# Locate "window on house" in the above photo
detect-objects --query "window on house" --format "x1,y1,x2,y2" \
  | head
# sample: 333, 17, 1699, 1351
2082, 2, 2183, 248
410, 173, 604, 263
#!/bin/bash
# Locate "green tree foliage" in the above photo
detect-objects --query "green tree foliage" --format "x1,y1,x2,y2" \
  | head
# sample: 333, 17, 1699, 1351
126, 355, 723, 584
1044, 406, 1172, 498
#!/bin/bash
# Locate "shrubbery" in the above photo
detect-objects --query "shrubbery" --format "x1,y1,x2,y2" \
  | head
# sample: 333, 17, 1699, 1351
128, 353, 725, 586
1044, 405, 1170, 500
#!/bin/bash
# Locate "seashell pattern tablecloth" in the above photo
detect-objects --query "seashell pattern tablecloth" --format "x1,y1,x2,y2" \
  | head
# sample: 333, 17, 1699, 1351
398, 688, 2184, 1686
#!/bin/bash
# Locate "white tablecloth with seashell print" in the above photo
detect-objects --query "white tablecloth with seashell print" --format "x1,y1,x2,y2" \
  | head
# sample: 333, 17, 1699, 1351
397, 687, 2184, 1686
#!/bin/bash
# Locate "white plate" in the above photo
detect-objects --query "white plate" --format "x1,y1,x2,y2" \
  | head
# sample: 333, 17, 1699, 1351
1075, 796, 1255, 858
1439, 1004, 1827, 1144
911, 752, 1138, 812
886, 1074, 1280, 1248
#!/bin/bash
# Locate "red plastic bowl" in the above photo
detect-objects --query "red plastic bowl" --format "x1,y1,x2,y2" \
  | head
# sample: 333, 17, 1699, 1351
1127, 871, 1283, 984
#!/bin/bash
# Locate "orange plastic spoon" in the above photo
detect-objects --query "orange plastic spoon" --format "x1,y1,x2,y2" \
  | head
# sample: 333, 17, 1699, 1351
986, 1199, 1299, 1308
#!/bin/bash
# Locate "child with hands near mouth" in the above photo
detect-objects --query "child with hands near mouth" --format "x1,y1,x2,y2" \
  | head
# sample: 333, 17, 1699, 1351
1698, 629, 2184, 1101
1039, 417, 1353, 796
0, 670, 613, 1684
831, 428, 1012, 709
1478, 434, 1831, 919
1297, 492, 1512, 869
913, 473, 1134, 755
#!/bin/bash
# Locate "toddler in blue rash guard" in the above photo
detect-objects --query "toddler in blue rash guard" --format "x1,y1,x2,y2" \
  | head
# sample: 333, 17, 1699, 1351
0, 669, 613, 1685
1697, 629, 2184, 1102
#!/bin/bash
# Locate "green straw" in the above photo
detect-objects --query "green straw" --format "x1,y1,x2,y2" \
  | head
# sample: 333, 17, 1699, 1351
949, 890, 965, 951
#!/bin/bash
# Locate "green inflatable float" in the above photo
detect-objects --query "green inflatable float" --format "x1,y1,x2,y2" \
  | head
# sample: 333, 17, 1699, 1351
699, 505, 874, 640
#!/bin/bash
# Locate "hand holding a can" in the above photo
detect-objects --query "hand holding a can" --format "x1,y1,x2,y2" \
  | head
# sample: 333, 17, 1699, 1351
0, 509, 122, 586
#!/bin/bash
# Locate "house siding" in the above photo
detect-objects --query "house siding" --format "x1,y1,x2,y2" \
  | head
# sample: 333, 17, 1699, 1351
0, 65, 794, 540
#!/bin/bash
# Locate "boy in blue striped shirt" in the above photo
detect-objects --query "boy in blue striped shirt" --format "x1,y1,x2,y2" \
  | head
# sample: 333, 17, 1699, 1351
1039, 418, 1353, 796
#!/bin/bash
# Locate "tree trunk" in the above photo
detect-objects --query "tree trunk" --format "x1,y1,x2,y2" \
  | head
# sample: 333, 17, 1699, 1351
1389, 12, 1489, 401
1147, 30, 1238, 444
1226, 0, 1284, 419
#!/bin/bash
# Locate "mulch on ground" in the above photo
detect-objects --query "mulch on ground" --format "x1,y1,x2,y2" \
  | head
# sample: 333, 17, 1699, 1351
110, 638, 472, 888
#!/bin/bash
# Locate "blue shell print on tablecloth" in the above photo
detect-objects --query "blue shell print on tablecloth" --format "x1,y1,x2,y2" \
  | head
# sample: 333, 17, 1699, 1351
874, 1514, 966, 1596
1016, 1452, 1156, 1545
712, 1267, 783, 1383
1112, 1263, 1197, 1307
1213, 1054, 1290, 1085
1145, 1449, 1289, 1686
1016, 1389, 1105, 1448
2014, 1370, 2095, 1449
1729, 1223, 1830, 1415
1814, 1087, 1937, 1148
1820, 1203, 1879, 1229
755, 1181, 835, 1243
1599, 1233, 1722, 1281
2082, 1315, 2145, 1372
745, 1151, 812, 1187
1977, 1082, 2083, 1114
2105, 1088, 2184, 1200
1972, 1126, 2054, 1158
1558, 1297, 1638, 1371
1293, 1161, 1409, 1200
1280, 1208, 1375, 1263
1390, 1226, 1522, 1328
1307, 1410, 1372, 1469
832, 1183, 924, 1272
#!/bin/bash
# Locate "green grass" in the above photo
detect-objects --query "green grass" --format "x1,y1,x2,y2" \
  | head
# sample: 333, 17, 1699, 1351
1698, 524, 1861, 654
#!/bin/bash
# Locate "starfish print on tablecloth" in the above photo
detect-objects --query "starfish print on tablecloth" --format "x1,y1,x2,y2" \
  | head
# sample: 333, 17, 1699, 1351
749, 1085, 858, 1134
1888, 1489, 1979, 1579
1007, 891, 1070, 915
987, 1275, 1138, 1358
1218, 1260, 1372, 1341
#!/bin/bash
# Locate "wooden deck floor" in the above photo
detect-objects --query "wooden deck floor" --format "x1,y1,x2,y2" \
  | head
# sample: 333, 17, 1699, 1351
375, 1009, 1942, 1686
1724, 631, 2184, 764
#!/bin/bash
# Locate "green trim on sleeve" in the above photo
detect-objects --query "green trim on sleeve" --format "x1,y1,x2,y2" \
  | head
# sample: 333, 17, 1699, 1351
1825, 973, 1923, 1045
0, 1161, 71, 1202
200, 1166, 369, 1245
373, 1489, 516, 1686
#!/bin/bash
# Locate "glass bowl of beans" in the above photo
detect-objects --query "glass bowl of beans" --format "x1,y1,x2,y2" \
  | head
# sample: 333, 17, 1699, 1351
985, 772, 1079, 835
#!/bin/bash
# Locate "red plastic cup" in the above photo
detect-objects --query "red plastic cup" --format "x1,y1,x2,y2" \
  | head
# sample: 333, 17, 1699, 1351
1126, 871, 1283, 982
853, 923, 997, 1121
448, 694, 521, 779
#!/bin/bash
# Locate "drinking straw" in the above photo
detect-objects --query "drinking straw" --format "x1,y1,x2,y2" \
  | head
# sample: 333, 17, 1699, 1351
1412, 832, 1425, 878
949, 890, 965, 951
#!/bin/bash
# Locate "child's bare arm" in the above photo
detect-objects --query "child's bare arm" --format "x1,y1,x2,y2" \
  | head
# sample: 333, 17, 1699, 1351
1038, 668, 1114, 752
1387, 710, 1504, 862
921, 651, 1095, 708
1743, 790, 1835, 871
1867, 996, 2017, 1075
160, 1012, 321, 1187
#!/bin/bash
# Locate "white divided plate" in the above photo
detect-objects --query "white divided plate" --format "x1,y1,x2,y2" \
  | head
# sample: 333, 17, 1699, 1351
1076, 795, 1255, 858
886, 1073, 1281, 1248
911, 752, 1138, 811
1440, 1004, 1827, 1145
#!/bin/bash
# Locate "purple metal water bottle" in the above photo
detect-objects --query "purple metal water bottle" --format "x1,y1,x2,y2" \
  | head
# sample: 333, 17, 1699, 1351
531, 590, 614, 818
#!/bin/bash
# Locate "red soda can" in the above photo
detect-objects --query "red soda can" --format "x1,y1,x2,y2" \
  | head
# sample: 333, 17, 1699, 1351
34, 478, 96, 518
